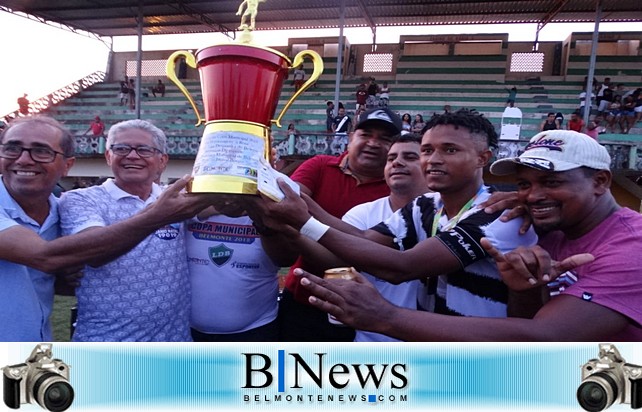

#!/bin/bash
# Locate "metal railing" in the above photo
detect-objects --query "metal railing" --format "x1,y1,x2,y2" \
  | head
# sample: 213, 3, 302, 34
496, 139, 642, 171
74, 135, 202, 157
273, 132, 349, 158
68, 131, 642, 172
2, 71, 106, 122
272, 132, 642, 172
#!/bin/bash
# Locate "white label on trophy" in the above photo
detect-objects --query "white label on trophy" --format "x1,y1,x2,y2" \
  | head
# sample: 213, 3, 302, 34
192, 130, 265, 180
257, 156, 301, 202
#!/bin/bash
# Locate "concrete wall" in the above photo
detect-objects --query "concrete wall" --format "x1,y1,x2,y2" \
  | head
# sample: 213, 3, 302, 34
569, 32, 642, 56
109, 46, 290, 83
108, 31, 642, 85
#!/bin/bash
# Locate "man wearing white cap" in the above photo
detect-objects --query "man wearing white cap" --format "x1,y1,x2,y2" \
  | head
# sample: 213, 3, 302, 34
295, 129, 642, 341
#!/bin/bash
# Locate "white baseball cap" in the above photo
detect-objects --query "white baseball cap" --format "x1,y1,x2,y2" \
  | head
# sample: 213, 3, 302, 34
490, 130, 612, 176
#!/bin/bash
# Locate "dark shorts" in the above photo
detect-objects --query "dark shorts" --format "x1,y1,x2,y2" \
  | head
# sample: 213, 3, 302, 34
277, 289, 355, 342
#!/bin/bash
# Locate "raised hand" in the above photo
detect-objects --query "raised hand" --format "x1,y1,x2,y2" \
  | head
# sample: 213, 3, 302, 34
253, 178, 311, 229
480, 238, 594, 290
478, 191, 532, 234
146, 175, 223, 224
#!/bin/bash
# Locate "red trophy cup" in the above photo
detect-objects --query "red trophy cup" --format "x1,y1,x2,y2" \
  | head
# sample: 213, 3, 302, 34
166, 12, 323, 194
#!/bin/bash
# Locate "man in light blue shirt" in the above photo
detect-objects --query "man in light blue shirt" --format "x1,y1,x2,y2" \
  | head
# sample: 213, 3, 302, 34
0, 184, 61, 341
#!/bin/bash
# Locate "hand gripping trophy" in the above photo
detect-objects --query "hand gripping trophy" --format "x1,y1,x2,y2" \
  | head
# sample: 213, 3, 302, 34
167, 0, 323, 195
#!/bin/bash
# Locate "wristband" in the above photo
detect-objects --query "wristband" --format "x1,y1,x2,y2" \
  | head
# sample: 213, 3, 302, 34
299, 217, 330, 241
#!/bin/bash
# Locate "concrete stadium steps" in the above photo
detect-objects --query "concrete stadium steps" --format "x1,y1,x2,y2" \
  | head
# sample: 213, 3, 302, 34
566, 55, 642, 83
44, 78, 641, 140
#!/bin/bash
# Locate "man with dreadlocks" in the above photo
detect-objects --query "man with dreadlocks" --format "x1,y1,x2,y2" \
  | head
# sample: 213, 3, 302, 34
254, 109, 537, 321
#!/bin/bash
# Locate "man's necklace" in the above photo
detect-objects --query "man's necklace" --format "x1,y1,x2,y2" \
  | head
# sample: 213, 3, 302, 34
431, 186, 485, 237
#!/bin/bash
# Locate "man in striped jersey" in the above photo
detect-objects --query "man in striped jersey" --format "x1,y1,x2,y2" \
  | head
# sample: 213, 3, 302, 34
257, 109, 537, 320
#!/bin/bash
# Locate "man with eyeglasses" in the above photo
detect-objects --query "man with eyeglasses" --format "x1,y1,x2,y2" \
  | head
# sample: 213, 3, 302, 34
58, 119, 197, 341
0, 116, 215, 341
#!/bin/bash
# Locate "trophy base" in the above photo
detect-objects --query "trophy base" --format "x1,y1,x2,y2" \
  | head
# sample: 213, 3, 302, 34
189, 175, 258, 194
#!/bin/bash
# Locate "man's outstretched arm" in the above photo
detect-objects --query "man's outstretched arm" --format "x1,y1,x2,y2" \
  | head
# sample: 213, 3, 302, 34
0, 176, 217, 272
297, 269, 630, 341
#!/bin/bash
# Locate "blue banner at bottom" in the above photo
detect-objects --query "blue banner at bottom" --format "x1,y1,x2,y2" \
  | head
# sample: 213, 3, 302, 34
1, 342, 638, 412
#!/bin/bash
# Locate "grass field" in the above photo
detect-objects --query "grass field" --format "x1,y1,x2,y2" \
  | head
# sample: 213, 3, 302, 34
51, 295, 76, 342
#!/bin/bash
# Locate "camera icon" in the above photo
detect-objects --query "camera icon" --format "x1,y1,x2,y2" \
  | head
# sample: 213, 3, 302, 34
577, 343, 642, 411
2, 344, 74, 412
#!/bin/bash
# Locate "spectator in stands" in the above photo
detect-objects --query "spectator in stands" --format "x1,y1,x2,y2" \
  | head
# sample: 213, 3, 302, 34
292, 65, 306, 91
633, 88, 642, 124
401, 113, 412, 133
605, 95, 622, 133
287, 123, 299, 135
355, 84, 367, 111
128, 78, 136, 110
614, 83, 628, 99
620, 95, 636, 134
332, 106, 352, 135
379, 81, 390, 107
275, 107, 402, 342
578, 88, 595, 114
597, 77, 611, 97
119, 81, 129, 106
17, 94, 29, 116
286, 123, 299, 155
177, 57, 188, 79
540, 112, 559, 131
58, 119, 213, 341
354, 107, 366, 125
411, 114, 425, 134
555, 112, 564, 127
566, 111, 584, 133
366, 77, 379, 108
585, 117, 601, 140
325, 101, 334, 133
0, 116, 214, 341
151, 80, 166, 97
84, 116, 105, 138
505, 86, 517, 107
597, 82, 615, 115
443, 105, 452, 115
331, 106, 352, 155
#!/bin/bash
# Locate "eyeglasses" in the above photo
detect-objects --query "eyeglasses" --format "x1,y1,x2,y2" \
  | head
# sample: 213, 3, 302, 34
0, 144, 65, 163
109, 144, 162, 158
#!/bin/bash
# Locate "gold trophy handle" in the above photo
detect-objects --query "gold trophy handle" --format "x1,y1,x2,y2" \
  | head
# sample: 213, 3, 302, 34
166, 51, 204, 126
272, 50, 324, 128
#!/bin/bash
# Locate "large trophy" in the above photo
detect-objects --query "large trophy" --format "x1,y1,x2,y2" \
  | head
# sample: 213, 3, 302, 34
166, 0, 323, 194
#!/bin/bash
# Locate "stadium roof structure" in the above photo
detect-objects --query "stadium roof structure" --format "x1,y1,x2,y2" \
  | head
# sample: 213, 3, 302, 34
0, 0, 641, 39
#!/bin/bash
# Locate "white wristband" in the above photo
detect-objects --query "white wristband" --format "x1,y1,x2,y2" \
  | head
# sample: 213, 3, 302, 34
299, 217, 330, 241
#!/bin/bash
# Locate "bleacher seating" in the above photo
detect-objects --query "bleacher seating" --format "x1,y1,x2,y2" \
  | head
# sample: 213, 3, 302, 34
566, 55, 642, 83
43, 61, 641, 156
